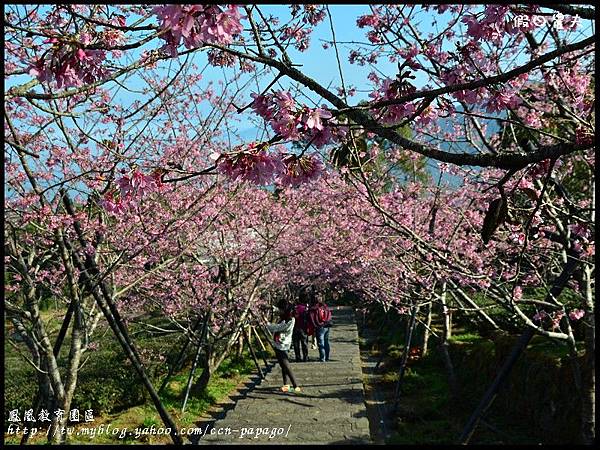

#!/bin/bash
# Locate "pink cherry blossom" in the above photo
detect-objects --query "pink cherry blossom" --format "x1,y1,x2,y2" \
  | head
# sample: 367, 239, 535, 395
278, 153, 325, 187
484, 89, 522, 113
217, 144, 285, 186
30, 46, 110, 88
569, 309, 585, 321
513, 285, 523, 301
303, 107, 333, 131
153, 5, 244, 56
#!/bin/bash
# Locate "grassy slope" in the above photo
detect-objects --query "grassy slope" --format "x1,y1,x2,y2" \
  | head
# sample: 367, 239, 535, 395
4, 307, 262, 445
359, 309, 575, 445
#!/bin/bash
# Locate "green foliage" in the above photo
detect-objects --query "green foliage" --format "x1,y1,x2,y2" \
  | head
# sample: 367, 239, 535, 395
451, 333, 581, 444
373, 125, 431, 186
218, 354, 256, 378
5, 310, 259, 444
72, 353, 146, 413
142, 416, 160, 428
447, 332, 483, 344
4, 361, 36, 422
330, 137, 369, 173
363, 300, 583, 444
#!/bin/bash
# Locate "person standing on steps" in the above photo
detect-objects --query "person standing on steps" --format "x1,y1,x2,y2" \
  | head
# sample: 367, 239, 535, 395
307, 290, 318, 351
292, 295, 310, 362
309, 293, 333, 362
265, 301, 302, 393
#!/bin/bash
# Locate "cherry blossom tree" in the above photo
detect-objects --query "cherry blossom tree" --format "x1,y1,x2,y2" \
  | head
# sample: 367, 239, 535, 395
5, 4, 595, 444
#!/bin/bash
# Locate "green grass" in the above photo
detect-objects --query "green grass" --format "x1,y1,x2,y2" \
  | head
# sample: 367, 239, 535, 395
448, 332, 483, 343
391, 419, 460, 444
5, 305, 260, 445
381, 350, 455, 443
376, 344, 546, 445
361, 304, 583, 445
63, 353, 257, 444
526, 335, 572, 359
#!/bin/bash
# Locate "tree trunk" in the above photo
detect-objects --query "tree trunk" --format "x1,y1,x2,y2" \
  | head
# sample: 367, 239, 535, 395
580, 265, 595, 444
421, 302, 433, 357
252, 325, 271, 371
458, 327, 535, 445
61, 190, 183, 445
210, 300, 255, 372
192, 357, 213, 394
61, 232, 183, 444
11, 317, 48, 445
50, 237, 86, 444
439, 282, 458, 400
190, 311, 213, 396
448, 282, 498, 331
392, 301, 420, 412
243, 326, 264, 379
236, 333, 244, 357
182, 338, 204, 412
55, 302, 85, 444
29, 305, 65, 444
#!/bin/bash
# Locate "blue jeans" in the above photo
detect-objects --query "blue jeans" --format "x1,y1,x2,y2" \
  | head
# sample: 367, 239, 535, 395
316, 327, 330, 361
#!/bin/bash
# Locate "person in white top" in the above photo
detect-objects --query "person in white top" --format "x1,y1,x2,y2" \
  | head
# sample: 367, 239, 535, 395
265, 303, 301, 393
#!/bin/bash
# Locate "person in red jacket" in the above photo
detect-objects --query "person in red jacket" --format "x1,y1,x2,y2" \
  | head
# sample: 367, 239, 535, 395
309, 293, 332, 362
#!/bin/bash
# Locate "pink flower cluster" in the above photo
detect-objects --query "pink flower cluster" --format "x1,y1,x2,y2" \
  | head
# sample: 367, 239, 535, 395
281, 25, 312, 52
102, 169, 164, 214
527, 159, 551, 181
153, 5, 244, 57
397, 45, 421, 70
356, 13, 381, 29
216, 143, 325, 187
250, 91, 344, 148
441, 62, 523, 113
482, 73, 527, 112
207, 48, 237, 67
462, 5, 511, 45
575, 126, 594, 146
568, 309, 585, 321
483, 89, 522, 113
513, 285, 523, 301
533, 308, 585, 329
217, 143, 284, 186
368, 78, 418, 125
290, 5, 327, 26
440, 67, 486, 104
29, 39, 110, 88
279, 153, 325, 187
550, 311, 565, 330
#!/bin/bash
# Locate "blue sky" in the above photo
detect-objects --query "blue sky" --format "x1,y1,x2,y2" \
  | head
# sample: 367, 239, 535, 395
5, 5, 595, 193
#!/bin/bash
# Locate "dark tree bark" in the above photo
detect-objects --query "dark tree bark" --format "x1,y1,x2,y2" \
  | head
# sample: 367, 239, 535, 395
243, 326, 265, 379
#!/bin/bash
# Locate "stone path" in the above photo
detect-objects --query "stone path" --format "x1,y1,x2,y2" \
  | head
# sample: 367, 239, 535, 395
197, 306, 372, 445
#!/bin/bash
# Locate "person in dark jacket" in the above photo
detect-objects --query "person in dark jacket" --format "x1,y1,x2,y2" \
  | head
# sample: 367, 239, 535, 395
292, 301, 309, 362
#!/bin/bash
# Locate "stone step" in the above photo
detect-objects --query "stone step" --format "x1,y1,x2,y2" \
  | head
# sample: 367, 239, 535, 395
197, 306, 372, 445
